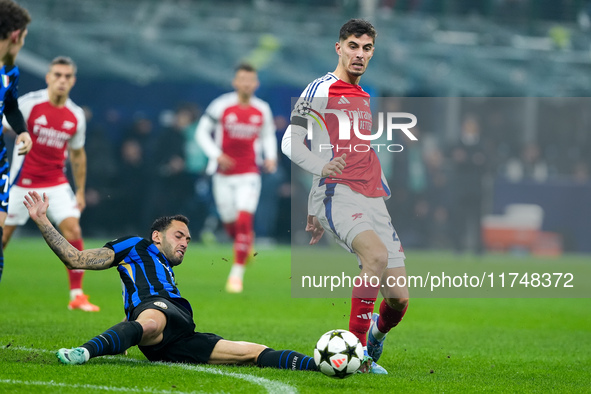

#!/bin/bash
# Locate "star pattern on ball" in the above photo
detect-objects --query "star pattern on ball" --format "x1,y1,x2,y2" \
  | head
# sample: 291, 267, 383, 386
329, 330, 343, 340
344, 341, 358, 362
295, 100, 312, 116
318, 344, 333, 365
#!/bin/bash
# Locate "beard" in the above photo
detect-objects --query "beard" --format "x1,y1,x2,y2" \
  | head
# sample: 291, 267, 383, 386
348, 64, 366, 77
162, 242, 184, 266
168, 255, 183, 266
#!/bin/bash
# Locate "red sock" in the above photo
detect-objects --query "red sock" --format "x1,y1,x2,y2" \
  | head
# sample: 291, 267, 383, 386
234, 211, 253, 265
67, 239, 85, 291
349, 280, 380, 347
223, 222, 236, 239
377, 300, 408, 334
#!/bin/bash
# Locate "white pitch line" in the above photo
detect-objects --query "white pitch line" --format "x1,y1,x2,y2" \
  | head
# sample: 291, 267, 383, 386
4, 346, 297, 394
0, 379, 199, 394
169, 362, 297, 394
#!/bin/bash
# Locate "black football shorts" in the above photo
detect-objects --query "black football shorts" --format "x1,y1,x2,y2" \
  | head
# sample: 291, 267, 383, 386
131, 297, 223, 364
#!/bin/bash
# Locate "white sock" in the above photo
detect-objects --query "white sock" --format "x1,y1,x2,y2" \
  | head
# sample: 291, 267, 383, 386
79, 347, 90, 362
70, 288, 83, 301
228, 263, 246, 280
371, 319, 387, 341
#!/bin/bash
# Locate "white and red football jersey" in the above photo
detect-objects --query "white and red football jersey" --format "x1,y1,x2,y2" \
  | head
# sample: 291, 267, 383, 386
10, 88, 86, 188
196, 92, 276, 176
287, 72, 390, 198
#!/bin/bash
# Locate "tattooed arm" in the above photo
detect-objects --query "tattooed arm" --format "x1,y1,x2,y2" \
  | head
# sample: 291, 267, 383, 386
24, 191, 115, 270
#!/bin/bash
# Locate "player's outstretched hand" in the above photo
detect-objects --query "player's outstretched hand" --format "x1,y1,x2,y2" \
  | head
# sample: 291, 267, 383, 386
15, 132, 32, 155
306, 215, 324, 245
321, 154, 347, 178
23, 191, 49, 223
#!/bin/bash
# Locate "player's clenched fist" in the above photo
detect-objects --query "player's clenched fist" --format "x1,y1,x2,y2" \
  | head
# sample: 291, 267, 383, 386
321, 153, 347, 178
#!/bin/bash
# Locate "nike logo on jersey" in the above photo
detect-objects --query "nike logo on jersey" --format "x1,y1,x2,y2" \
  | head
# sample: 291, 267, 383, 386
338, 96, 350, 105
34, 115, 48, 126
62, 120, 75, 130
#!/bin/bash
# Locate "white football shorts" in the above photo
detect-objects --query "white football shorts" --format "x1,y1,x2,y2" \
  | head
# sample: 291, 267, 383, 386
7, 183, 80, 226
309, 182, 405, 268
212, 172, 261, 223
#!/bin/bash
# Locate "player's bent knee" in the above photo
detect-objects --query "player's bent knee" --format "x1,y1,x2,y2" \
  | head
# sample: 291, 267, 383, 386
136, 310, 167, 345
138, 318, 162, 340
363, 251, 388, 275
385, 297, 409, 310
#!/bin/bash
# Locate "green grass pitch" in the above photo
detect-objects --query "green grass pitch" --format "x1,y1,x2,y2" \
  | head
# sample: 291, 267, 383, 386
0, 238, 589, 393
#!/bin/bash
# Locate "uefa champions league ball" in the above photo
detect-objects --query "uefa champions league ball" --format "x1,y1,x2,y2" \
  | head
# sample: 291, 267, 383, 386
314, 329, 364, 378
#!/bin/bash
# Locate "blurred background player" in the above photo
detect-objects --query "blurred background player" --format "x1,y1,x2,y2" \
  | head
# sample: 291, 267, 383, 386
196, 63, 277, 293
3, 56, 99, 312
281, 19, 409, 374
0, 0, 32, 283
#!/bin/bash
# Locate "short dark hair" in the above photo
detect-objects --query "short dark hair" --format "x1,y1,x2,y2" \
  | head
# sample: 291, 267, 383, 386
339, 19, 377, 43
50, 56, 77, 74
0, 0, 31, 40
236, 62, 256, 73
150, 215, 190, 238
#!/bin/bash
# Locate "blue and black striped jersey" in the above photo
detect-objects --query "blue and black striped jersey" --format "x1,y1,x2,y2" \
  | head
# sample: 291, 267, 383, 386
0, 65, 21, 209
104, 236, 193, 319
0, 65, 21, 147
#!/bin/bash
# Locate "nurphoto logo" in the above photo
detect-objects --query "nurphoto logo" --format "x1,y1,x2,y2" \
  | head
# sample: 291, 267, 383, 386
295, 99, 418, 153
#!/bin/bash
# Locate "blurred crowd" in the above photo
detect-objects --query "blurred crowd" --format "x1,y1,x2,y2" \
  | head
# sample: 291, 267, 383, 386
258, 0, 591, 25
381, 97, 590, 253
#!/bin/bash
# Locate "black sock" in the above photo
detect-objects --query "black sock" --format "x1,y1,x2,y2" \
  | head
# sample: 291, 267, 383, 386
256, 348, 318, 371
81, 321, 143, 358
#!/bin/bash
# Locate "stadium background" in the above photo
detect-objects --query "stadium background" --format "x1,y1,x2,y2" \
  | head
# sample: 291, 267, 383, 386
10, 0, 591, 254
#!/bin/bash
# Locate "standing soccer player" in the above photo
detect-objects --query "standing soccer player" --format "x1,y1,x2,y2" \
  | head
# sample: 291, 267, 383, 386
281, 19, 409, 374
3, 56, 99, 312
0, 0, 33, 283
196, 63, 277, 293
